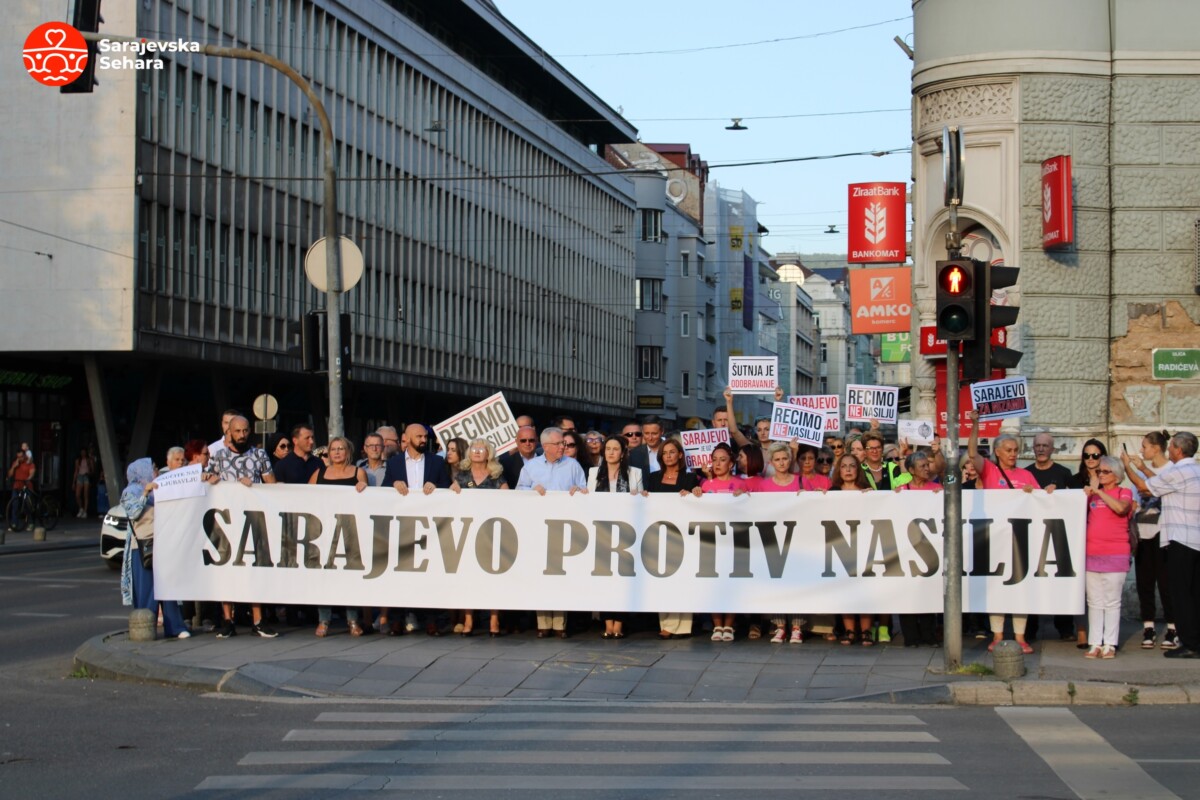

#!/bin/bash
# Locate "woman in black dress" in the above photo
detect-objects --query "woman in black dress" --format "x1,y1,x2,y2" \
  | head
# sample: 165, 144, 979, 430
646, 438, 699, 638
449, 438, 509, 636
309, 437, 368, 637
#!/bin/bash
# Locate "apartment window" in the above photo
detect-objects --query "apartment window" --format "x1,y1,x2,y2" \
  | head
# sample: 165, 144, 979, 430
681, 251, 690, 278
681, 370, 691, 398
635, 278, 662, 311
696, 253, 705, 279
639, 209, 662, 242
820, 343, 828, 364
697, 313, 705, 340
680, 312, 690, 337
637, 346, 663, 380
819, 377, 827, 393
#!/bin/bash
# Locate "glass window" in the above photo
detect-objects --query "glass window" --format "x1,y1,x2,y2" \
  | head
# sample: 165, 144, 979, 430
680, 251, 690, 278
681, 371, 691, 398
680, 312, 689, 337
639, 209, 662, 242
635, 279, 662, 312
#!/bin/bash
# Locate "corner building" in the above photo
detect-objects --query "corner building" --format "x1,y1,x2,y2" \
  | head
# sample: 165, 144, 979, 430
1, 0, 637, 489
911, 0, 1200, 452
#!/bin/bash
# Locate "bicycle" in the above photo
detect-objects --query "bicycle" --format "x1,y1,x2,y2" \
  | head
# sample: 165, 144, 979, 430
5, 487, 60, 532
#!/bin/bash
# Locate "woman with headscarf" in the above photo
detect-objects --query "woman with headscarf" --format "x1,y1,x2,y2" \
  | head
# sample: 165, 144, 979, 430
120, 457, 190, 639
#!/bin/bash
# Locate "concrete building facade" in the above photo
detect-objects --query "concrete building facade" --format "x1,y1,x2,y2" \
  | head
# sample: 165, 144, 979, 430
911, 0, 1200, 452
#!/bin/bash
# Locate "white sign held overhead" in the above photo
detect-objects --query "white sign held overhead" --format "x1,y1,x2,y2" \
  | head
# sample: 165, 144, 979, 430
769, 403, 825, 447
433, 392, 519, 455
970, 376, 1031, 420
845, 384, 899, 425
728, 356, 777, 394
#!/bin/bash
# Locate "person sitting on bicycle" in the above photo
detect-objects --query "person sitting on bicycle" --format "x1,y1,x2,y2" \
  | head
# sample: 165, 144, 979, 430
7, 450, 36, 531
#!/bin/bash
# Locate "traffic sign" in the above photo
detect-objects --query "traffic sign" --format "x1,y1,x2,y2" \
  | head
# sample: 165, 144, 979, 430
1152, 348, 1200, 380
252, 393, 279, 420
304, 236, 364, 292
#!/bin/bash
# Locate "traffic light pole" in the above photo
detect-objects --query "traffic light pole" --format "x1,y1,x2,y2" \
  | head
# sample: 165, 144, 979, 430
942, 125, 964, 672
79, 32, 345, 438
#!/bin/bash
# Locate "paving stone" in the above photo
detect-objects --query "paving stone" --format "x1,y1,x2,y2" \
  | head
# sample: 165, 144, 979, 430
752, 670, 813, 690
1070, 681, 1136, 705
804, 687, 858, 701
450, 685, 512, 698
339, 677, 409, 696
302, 659, 369, 678
357, 664, 421, 683
571, 677, 637, 696
808, 673, 869, 690
629, 683, 694, 701
640, 667, 705, 685
1012, 680, 1071, 705
747, 687, 810, 702
285, 671, 354, 691
951, 681, 1013, 705
390, 682, 463, 698
688, 686, 749, 702
694, 669, 758, 687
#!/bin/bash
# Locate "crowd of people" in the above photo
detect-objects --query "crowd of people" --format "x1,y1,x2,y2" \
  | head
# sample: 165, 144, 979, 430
118, 399, 1200, 662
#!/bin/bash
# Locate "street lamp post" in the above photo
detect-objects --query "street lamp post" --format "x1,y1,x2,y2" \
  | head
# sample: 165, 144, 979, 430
80, 33, 345, 437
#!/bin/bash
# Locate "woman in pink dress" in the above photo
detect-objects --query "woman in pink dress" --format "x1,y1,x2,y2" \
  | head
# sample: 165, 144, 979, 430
701, 443, 748, 641
1082, 456, 1133, 658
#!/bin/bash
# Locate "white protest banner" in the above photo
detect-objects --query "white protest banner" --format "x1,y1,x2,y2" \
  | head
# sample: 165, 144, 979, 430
152, 463, 206, 502
728, 356, 777, 394
155, 483, 1086, 615
898, 419, 936, 446
970, 375, 1031, 420
787, 394, 841, 432
769, 402, 825, 447
434, 391, 519, 455
845, 384, 899, 424
680, 427, 730, 470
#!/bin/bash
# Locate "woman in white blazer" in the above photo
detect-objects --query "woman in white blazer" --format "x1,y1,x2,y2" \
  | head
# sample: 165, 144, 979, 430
586, 435, 643, 638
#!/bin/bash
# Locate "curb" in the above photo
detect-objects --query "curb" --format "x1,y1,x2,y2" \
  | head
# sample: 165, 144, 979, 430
1, 540, 93, 556
73, 631, 307, 698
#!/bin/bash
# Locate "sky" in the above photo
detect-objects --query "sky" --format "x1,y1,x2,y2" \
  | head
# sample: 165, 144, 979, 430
495, 1, 915, 259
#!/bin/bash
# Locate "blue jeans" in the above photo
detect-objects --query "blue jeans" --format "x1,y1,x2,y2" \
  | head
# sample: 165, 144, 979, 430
130, 545, 188, 637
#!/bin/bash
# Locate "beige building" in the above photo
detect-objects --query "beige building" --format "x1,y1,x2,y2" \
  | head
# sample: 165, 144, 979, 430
910, 0, 1200, 454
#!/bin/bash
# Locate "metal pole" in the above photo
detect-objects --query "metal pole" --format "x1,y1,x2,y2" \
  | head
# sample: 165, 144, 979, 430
81, 33, 345, 437
943, 344, 962, 671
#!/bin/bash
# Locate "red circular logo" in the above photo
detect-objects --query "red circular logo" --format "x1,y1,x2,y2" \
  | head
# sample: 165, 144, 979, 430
23, 22, 89, 87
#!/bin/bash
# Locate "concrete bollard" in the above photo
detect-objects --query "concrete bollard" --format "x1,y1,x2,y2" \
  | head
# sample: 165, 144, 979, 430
32, 526, 46, 542
992, 639, 1026, 680
128, 608, 157, 642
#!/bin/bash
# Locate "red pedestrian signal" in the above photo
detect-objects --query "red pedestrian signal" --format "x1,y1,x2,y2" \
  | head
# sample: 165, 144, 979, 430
935, 259, 976, 340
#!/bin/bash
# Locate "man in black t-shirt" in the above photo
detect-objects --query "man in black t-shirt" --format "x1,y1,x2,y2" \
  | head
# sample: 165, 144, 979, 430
273, 424, 322, 485
1025, 431, 1076, 642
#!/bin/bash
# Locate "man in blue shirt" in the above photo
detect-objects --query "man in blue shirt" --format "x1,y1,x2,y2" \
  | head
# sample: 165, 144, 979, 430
515, 427, 587, 495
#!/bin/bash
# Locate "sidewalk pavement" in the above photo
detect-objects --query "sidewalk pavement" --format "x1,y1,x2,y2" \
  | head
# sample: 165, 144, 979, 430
0, 514, 98, 554
75, 616, 1200, 706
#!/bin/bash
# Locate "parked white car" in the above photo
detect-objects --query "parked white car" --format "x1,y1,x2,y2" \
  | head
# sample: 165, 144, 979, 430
101, 503, 127, 570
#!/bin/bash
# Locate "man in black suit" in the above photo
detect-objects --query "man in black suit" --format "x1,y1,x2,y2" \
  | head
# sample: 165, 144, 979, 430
628, 415, 665, 475
383, 423, 451, 494
500, 424, 539, 488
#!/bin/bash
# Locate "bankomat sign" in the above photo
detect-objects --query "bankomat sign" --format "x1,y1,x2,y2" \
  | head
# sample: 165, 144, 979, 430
847, 182, 906, 264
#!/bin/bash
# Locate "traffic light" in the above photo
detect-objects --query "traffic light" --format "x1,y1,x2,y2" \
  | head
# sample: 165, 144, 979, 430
962, 263, 1023, 381
935, 259, 976, 341
61, 0, 102, 94
301, 312, 322, 372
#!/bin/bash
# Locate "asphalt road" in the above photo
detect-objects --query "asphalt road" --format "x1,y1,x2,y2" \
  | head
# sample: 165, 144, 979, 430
1, 548, 1198, 799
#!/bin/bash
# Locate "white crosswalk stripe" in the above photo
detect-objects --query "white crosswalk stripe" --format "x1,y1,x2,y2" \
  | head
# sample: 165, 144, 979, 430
195, 705, 967, 794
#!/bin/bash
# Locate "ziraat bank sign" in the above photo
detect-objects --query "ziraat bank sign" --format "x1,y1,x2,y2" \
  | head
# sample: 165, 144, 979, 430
1041, 156, 1074, 249
847, 182, 907, 264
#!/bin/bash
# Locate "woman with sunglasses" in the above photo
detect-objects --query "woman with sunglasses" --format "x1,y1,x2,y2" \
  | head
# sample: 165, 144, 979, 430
266, 433, 291, 467
815, 446, 836, 478
584, 431, 605, 466
1081, 456, 1133, 658
796, 445, 831, 491
1069, 439, 1109, 489
563, 429, 594, 471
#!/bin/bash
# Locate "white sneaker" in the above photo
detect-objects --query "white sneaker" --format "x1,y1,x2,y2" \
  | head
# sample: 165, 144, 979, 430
405, 612, 418, 633
177, 630, 191, 639
789, 627, 803, 644
770, 627, 786, 644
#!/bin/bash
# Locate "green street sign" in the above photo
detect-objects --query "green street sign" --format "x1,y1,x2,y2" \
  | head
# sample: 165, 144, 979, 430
880, 332, 912, 363
1152, 348, 1200, 380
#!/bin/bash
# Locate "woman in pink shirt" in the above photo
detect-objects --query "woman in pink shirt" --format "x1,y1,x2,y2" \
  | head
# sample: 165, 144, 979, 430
753, 443, 806, 643
967, 410, 1044, 654
702, 443, 748, 641
1082, 456, 1133, 658
796, 445, 832, 491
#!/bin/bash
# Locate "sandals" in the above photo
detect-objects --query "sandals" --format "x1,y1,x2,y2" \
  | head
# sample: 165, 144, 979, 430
748, 624, 763, 640
315, 621, 329, 638
349, 621, 364, 637
840, 631, 857, 646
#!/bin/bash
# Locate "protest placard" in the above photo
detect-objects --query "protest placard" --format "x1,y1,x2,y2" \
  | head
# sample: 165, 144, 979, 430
152, 463, 206, 502
970, 375, 1030, 420
769, 403, 825, 447
434, 392, 519, 454
728, 356, 777, 394
786, 394, 841, 432
898, 419, 936, 446
679, 427, 730, 470
844, 384, 899, 424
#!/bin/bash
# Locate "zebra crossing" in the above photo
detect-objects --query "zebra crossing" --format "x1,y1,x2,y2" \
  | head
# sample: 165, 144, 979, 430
195, 705, 967, 793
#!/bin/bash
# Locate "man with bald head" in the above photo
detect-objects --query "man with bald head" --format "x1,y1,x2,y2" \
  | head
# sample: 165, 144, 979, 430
383, 423, 451, 494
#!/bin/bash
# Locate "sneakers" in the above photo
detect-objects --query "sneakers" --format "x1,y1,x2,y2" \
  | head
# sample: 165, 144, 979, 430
76, 509, 87, 519
176, 630, 191, 640
770, 627, 786, 644
251, 622, 279, 638
1161, 629, 1180, 650
215, 620, 236, 639
1142, 627, 1157, 649
876, 625, 891, 643
789, 627, 803, 644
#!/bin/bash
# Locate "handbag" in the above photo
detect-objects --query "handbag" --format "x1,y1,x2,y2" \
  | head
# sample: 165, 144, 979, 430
131, 505, 155, 571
